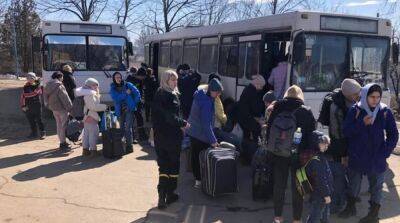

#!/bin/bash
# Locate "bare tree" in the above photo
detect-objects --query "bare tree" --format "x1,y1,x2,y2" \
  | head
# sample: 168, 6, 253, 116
144, 0, 199, 33
37, 0, 109, 21
115, 0, 146, 28
301, 0, 345, 13
197, 0, 232, 26
231, 0, 263, 21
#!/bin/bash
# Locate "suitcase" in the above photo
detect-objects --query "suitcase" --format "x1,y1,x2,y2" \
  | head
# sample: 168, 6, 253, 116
102, 128, 126, 159
241, 139, 258, 165
199, 144, 239, 197
252, 164, 273, 201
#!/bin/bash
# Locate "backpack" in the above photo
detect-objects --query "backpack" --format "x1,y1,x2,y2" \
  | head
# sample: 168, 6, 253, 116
295, 156, 319, 197
70, 96, 85, 119
266, 108, 300, 157
66, 119, 83, 143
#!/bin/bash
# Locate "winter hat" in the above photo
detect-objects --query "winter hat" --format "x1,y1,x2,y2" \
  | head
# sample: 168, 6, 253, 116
208, 73, 221, 83
341, 78, 361, 98
251, 75, 266, 89
263, 91, 276, 104
208, 78, 223, 92
26, 72, 37, 80
284, 85, 304, 102
309, 130, 330, 152
85, 78, 99, 87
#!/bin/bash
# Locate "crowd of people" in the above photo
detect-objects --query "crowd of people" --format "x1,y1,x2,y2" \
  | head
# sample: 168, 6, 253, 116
20, 60, 399, 223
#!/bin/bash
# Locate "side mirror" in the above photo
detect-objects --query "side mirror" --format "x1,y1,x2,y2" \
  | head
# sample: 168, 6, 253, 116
293, 32, 306, 64
392, 42, 399, 65
127, 42, 134, 56
32, 36, 41, 52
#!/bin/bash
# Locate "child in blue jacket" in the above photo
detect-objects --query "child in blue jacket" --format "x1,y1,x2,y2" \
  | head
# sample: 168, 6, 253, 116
305, 131, 334, 223
339, 83, 399, 223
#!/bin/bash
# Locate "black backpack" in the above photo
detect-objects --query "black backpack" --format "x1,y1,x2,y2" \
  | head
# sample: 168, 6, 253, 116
70, 96, 85, 119
318, 89, 347, 126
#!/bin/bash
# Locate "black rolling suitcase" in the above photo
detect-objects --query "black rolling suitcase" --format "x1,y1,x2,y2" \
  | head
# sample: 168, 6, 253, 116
199, 142, 238, 197
101, 111, 125, 159
252, 164, 273, 201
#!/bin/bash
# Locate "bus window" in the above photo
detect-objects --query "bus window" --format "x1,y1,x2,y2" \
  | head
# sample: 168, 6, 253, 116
199, 37, 218, 74
219, 36, 238, 77
238, 41, 260, 80
159, 41, 170, 67
183, 39, 198, 70
88, 36, 127, 71
43, 35, 87, 71
293, 34, 347, 91
170, 40, 182, 68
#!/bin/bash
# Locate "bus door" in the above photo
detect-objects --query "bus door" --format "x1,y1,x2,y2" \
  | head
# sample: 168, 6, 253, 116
262, 33, 291, 90
236, 34, 262, 100
151, 43, 159, 80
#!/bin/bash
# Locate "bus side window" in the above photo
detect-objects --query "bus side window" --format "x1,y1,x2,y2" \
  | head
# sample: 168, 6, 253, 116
183, 38, 199, 71
170, 40, 182, 69
159, 41, 170, 68
219, 35, 238, 78
238, 41, 261, 82
199, 37, 219, 74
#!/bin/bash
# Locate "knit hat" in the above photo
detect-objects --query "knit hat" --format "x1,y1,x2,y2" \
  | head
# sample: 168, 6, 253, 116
263, 91, 276, 104
284, 85, 304, 102
85, 78, 99, 87
208, 78, 223, 92
251, 75, 266, 89
208, 73, 221, 83
341, 79, 361, 98
26, 72, 37, 80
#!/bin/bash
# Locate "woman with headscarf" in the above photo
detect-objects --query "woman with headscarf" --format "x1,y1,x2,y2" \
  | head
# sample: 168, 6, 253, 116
266, 85, 316, 223
237, 74, 267, 143
152, 70, 190, 209
110, 72, 141, 153
339, 84, 398, 223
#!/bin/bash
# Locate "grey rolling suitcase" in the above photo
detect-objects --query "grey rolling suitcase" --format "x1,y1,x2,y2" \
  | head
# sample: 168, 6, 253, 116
199, 142, 238, 197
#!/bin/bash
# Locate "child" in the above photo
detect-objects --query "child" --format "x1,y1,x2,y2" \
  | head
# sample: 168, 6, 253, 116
306, 131, 334, 223
143, 68, 159, 122
20, 72, 46, 139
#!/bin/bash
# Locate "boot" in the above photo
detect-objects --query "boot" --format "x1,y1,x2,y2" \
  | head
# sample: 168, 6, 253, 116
60, 142, 71, 150
166, 177, 179, 205
126, 144, 133, 154
138, 127, 148, 141
39, 131, 46, 140
339, 196, 357, 218
28, 131, 38, 139
157, 176, 168, 209
82, 148, 90, 156
89, 150, 98, 158
359, 202, 380, 223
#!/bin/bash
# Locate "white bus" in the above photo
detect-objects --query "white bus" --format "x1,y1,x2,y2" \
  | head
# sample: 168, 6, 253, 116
32, 21, 133, 103
144, 11, 397, 117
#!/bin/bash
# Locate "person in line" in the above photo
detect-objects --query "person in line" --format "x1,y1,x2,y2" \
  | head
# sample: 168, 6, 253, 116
187, 78, 224, 188
268, 55, 289, 100
262, 90, 276, 122
75, 78, 107, 157
110, 72, 141, 153
339, 83, 399, 223
152, 70, 190, 209
237, 74, 266, 143
177, 64, 201, 120
319, 78, 361, 214
61, 64, 77, 102
20, 72, 46, 139
43, 71, 73, 150
305, 131, 334, 223
266, 85, 316, 223
143, 68, 159, 122
126, 66, 148, 141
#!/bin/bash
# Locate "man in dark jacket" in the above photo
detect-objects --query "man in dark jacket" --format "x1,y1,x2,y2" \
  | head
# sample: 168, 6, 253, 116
266, 85, 316, 223
319, 78, 361, 214
20, 72, 46, 139
143, 68, 159, 122
61, 64, 76, 101
177, 64, 201, 119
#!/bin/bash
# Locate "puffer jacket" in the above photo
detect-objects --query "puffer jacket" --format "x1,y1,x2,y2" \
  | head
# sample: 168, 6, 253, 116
187, 88, 217, 144
75, 87, 107, 121
110, 82, 141, 117
306, 153, 334, 198
43, 79, 72, 112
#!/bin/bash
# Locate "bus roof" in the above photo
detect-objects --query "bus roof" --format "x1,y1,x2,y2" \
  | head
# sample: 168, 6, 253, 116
145, 11, 392, 43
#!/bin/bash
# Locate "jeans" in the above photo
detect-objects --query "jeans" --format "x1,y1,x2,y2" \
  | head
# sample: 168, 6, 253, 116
82, 121, 99, 150
190, 137, 210, 181
348, 168, 385, 205
329, 161, 347, 213
53, 110, 68, 143
306, 197, 330, 223
25, 104, 44, 134
120, 111, 134, 145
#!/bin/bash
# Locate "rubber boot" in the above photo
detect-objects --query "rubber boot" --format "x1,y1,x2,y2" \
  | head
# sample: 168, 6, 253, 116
166, 177, 179, 205
157, 176, 168, 209
359, 202, 380, 223
338, 196, 357, 218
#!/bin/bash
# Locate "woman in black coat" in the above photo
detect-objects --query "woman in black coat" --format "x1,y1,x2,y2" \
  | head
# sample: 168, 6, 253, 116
61, 64, 77, 101
152, 70, 190, 209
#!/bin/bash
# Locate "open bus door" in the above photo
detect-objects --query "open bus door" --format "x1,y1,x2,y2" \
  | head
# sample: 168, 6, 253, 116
151, 42, 159, 80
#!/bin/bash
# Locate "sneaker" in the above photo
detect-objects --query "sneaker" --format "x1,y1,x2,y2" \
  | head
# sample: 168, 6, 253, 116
59, 142, 71, 150
194, 180, 201, 189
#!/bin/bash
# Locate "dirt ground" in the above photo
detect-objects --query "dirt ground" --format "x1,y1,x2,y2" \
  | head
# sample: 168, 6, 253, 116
1, 79, 400, 223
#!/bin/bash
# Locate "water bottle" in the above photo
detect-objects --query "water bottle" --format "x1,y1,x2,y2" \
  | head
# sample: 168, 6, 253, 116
292, 128, 302, 154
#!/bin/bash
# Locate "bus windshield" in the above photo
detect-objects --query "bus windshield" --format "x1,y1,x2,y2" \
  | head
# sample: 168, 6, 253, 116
43, 35, 128, 71
293, 34, 389, 91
